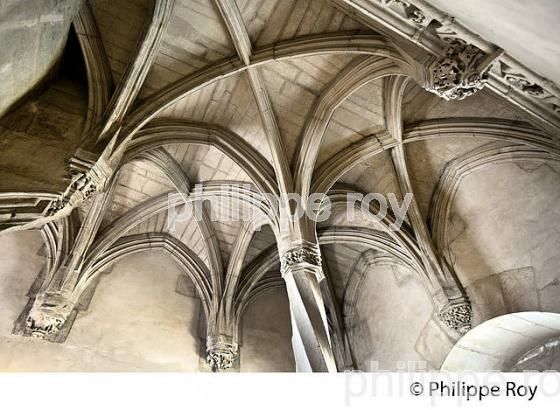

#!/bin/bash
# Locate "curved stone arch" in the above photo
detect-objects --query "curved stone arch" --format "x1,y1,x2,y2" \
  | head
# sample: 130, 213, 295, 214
293, 57, 409, 200
233, 245, 279, 327
99, 0, 174, 138
132, 148, 225, 306
123, 120, 279, 201
39, 211, 80, 289
75, 233, 213, 319
73, 2, 113, 133
40, 221, 59, 278
0, 192, 61, 231
429, 143, 560, 263
221, 219, 269, 329
325, 190, 425, 274
120, 32, 411, 143
318, 226, 422, 277
83, 182, 275, 276
233, 224, 424, 323
312, 118, 560, 196
342, 249, 415, 329
404, 118, 560, 154
442, 312, 560, 371
236, 273, 285, 328
76, 0, 174, 150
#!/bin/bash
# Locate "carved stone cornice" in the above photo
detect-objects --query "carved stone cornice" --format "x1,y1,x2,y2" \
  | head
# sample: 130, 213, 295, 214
331, 0, 560, 132
376, 0, 427, 26
424, 40, 497, 101
26, 293, 74, 339
438, 301, 472, 334
206, 339, 239, 372
499, 62, 560, 114
280, 243, 322, 276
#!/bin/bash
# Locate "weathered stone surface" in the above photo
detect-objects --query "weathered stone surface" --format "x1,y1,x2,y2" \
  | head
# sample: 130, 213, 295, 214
0, 0, 82, 116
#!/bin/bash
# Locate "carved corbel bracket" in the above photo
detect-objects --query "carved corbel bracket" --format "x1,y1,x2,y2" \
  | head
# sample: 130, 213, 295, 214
24, 292, 75, 340
45, 159, 112, 217
424, 39, 501, 101
438, 300, 472, 335
206, 336, 239, 372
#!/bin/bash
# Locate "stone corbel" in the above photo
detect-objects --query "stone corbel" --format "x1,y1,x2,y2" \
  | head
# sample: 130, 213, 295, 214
437, 299, 472, 335
16, 291, 77, 342
45, 159, 112, 217
424, 39, 502, 101
206, 334, 239, 372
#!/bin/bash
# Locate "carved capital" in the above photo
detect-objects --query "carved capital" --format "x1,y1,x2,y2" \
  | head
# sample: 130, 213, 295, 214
206, 340, 238, 372
425, 40, 493, 101
26, 293, 74, 339
438, 301, 472, 334
280, 243, 321, 275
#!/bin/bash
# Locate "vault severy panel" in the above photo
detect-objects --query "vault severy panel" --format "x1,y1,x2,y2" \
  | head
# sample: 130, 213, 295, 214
402, 82, 527, 125
337, 150, 401, 203
318, 199, 392, 233
242, 224, 277, 270
201, 200, 248, 267
157, 74, 274, 163
164, 143, 253, 184
315, 78, 386, 170
104, 160, 175, 226
128, 206, 211, 270
262, 55, 358, 164
140, 0, 236, 98
404, 137, 490, 219
90, 0, 152, 84
321, 242, 365, 301
240, 0, 371, 48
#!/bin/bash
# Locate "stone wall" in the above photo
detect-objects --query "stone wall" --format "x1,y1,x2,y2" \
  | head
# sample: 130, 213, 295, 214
0, 230, 294, 371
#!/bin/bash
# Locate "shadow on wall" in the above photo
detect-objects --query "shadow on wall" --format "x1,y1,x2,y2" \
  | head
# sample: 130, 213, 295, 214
0, 26, 88, 194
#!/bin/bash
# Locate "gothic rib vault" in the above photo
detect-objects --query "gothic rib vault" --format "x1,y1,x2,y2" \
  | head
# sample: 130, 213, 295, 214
0, 0, 560, 372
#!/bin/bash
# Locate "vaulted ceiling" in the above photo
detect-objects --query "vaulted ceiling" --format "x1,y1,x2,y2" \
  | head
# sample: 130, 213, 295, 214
1, 0, 560, 372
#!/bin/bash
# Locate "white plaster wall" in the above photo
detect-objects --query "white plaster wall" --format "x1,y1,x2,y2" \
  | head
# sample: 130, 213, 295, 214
447, 161, 560, 323
0, 231, 203, 371
240, 286, 295, 372
427, 0, 560, 86
0, 231, 296, 371
346, 265, 433, 371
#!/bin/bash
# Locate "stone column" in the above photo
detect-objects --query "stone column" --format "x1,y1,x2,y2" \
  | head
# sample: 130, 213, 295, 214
280, 242, 337, 372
